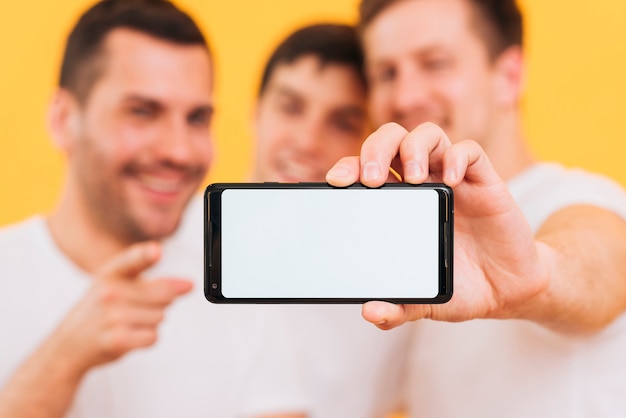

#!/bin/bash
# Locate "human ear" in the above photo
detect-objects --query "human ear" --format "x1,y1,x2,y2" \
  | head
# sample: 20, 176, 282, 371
47, 89, 81, 154
492, 46, 525, 107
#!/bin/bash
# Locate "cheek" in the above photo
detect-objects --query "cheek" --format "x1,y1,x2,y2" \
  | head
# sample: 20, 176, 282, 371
84, 108, 140, 154
257, 113, 291, 151
70, 136, 118, 197
445, 81, 493, 138
75, 126, 128, 173
90, 118, 156, 166
369, 86, 392, 124
326, 137, 363, 164
440, 69, 491, 111
194, 135, 214, 166
115, 126, 150, 155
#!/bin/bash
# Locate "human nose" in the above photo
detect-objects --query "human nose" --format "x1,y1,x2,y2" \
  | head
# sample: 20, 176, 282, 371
292, 115, 324, 157
154, 117, 195, 166
391, 68, 430, 116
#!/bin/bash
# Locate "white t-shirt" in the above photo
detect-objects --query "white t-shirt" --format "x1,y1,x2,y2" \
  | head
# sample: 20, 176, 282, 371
184, 191, 414, 418
0, 197, 307, 418
406, 163, 626, 418
276, 305, 413, 418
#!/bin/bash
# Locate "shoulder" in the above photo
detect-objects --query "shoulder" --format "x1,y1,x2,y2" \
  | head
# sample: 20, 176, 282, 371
508, 163, 626, 231
0, 217, 59, 287
0, 216, 81, 287
0, 216, 47, 258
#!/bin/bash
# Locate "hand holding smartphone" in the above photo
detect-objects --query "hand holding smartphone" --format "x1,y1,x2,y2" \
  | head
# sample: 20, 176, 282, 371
204, 183, 453, 304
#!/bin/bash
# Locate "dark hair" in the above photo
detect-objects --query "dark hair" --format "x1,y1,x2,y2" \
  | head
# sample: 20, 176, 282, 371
358, 0, 523, 59
258, 23, 366, 96
59, 0, 210, 103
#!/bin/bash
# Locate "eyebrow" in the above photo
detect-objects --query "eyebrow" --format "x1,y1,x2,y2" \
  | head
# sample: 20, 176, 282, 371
332, 106, 366, 119
272, 86, 365, 117
368, 43, 452, 65
123, 94, 163, 108
190, 104, 215, 120
122, 94, 214, 114
270, 85, 303, 100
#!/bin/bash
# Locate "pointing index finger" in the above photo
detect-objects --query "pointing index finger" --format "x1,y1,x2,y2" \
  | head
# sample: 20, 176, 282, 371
97, 241, 162, 281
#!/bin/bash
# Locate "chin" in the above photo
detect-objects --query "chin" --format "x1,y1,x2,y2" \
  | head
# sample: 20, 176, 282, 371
139, 225, 179, 242
134, 212, 184, 242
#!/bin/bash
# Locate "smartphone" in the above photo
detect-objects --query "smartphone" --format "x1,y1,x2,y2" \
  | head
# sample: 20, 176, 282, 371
204, 182, 453, 304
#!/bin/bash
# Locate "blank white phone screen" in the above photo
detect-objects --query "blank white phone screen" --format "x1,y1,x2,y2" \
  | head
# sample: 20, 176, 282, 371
219, 188, 440, 299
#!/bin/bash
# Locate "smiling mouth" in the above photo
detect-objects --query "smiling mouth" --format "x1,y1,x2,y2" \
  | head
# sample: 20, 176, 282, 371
276, 161, 325, 182
137, 174, 189, 194
400, 115, 448, 132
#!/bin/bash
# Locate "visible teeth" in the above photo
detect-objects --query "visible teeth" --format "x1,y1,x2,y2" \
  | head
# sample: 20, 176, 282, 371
139, 175, 182, 193
280, 162, 322, 181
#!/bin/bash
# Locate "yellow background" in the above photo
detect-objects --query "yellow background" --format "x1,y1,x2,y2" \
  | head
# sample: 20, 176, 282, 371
2, 0, 626, 226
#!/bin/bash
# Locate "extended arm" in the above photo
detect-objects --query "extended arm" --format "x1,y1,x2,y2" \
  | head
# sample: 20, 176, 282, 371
522, 205, 626, 331
0, 329, 86, 418
327, 122, 626, 334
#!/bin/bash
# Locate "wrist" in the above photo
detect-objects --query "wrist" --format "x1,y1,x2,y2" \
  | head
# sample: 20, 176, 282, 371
37, 334, 90, 386
500, 241, 554, 323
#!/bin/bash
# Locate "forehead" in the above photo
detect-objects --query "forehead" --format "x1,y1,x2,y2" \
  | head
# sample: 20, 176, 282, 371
363, 0, 484, 59
264, 55, 366, 106
88, 28, 213, 106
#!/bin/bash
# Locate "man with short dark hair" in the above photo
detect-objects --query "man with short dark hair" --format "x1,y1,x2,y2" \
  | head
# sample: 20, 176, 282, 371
251, 23, 369, 183
0, 1, 305, 417
326, 0, 626, 416
250, 24, 412, 418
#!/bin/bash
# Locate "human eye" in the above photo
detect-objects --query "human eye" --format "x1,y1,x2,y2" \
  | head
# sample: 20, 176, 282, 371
188, 108, 213, 128
332, 117, 361, 135
277, 97, 302, 116
125, 99, 160, 120
422, 55, 452, 72
129, 105, 155, 118
329, 109, 365, 136
370, 65, 396, 84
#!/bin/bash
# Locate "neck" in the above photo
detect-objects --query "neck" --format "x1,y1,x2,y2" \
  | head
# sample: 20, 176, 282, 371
47, 180, 128, 274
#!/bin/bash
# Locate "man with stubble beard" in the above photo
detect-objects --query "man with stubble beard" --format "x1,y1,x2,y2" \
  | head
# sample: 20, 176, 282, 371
324, 0, 626, 417
0, 1, 306, 417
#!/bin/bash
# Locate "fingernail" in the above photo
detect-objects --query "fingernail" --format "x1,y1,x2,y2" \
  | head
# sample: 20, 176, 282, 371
144, 242, 160, 260
173, 280, 193, 292
405, 160, 421, 181
327, 164, 350, 178
363, 162, 381, 182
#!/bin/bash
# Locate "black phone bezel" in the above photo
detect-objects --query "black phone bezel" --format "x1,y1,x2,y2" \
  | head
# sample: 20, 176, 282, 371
204, 182, 453, 304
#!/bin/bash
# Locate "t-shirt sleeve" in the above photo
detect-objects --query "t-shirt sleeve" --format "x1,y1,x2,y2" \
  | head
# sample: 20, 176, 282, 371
510, 164, 626, 232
